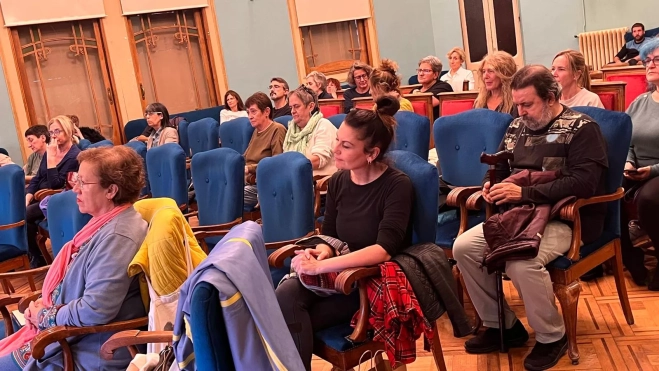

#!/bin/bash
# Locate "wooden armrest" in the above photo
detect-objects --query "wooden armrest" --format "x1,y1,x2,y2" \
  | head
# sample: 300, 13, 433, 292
34, 188, 63, 202
185, 160, 191, 170
245, 173, 256, 185
19, 291, 43, 312
138, 194, 151, 201
335, 266, 381, 343
315, 175, 332, 191
193, 230, 231, 253
264, 231, 315, 250
0, 220, 26, 231
31, 317, 148, 360
334, 267, 380, 295
445, 186, 481, 208
314, 175, 332, 217
560, 187, 624, 261
0, 296, 24, 336
465, 191, 484, 211
191, 218, 241, 233
267, 244, 305, 268
183, 210, 198, 219
101, 330, 173, 360
0, 265, 49, 281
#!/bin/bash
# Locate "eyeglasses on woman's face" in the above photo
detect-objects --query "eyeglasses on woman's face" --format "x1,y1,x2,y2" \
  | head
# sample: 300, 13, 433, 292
144, 111, 162, 118
643, 56, 659, 68
49, 129, 62, 137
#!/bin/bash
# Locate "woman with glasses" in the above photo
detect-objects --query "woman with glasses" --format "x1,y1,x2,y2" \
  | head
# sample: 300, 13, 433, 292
343, 62, 373, 113
284, 85, 338, 177
369, 59, 414, 112
0, 146, 148, 370
441, 47, 475, 92
619, 38, 659, 289
144, 102, 178, 150
410, 55, 453, 120
473, 51, 518, 117
25, 115, 81, 267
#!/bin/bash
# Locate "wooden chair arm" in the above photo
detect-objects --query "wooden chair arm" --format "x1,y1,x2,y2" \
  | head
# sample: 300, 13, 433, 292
245, 173, 256, 185
101, 330, 173, 360
0, 220, 25, 231
267, 245, 306, 268
31, 317, 148, 360
264, 231, 316, 250
0, 265, 49, 281
19, 291, 43, 312
191, 218, 241, 233
34, 188, 63, 202
183, 210, 198, 219
193, 230, 231, 253
466, 191, 484, 211
314, 175, 332, 217
0, 296, 23, 336
445, 186, 481, 208
334, 267, 381, 295
335, 267, 381, 343
559, 187, 624, 261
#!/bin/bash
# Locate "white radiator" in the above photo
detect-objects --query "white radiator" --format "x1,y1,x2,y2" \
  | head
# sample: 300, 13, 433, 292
578, 27, 627, 71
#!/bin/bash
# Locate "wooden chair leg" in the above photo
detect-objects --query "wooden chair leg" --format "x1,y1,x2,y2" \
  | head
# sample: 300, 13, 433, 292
611, 239, 634, 325
36, 230, 53, 265
430, 326, 448, 371
553, 280, 581, 365
496, 271, 506, 353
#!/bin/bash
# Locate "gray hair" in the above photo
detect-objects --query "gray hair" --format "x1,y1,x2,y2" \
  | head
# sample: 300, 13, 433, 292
418, 55, 443, 73
305, 71, 328, 91
288, 85, 319, 110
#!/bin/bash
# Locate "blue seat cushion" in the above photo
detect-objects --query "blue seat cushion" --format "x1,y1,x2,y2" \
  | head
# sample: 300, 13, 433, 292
548, 230, 618, 270
314, 323, 364, 352
0, 245, 26, 262
38, 219, 47, 231
435, 212, 485, 249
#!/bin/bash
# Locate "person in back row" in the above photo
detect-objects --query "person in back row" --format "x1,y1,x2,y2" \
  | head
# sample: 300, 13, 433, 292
369, 59, 414, 112
441, 47, 475, 92
411, 55, 453, 120
454, 65, 608, 371
474, 51, 518, 117
612, 23, 651, 66
305, 71, 333, 100
270, 77, 292, 118
145, 102, 178, 150
23, 125, 50, 183
552, 49, 604, 108
276, 96, 412, 371
243, 92, 287, 209
342, 61, 372, 113
220, 90, 248, 124
283, 85, 337, 177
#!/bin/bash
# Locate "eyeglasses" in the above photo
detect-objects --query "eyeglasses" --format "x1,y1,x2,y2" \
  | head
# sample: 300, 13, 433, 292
70, 172, 99, 189
49, 129, 62, 137
643, 56, 659, 67
354, 74, 368, 81
144, 111, 162, 118
416, 68, 433, 74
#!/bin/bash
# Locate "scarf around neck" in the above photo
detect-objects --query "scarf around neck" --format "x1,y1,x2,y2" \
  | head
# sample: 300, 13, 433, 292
283, 111, 324, 154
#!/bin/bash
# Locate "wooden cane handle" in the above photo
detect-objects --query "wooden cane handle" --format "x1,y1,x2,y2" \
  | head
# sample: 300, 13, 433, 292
480, 151, 514, 166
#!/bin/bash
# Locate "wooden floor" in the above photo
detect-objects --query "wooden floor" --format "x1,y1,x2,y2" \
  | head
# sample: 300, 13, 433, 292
312, 270, 659, 371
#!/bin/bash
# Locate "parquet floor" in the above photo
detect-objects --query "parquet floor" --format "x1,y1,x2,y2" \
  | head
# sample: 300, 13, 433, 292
312, 270, 659, 371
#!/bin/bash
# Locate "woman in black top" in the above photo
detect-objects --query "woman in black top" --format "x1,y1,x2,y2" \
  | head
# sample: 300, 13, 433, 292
275, 96, 414, 370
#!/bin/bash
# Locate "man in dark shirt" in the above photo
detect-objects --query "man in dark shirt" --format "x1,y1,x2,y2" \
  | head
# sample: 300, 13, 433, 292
343, 62, 372, 113
453, 65, 608, 370
612, 22, 651, 66
270, 77, 292, 118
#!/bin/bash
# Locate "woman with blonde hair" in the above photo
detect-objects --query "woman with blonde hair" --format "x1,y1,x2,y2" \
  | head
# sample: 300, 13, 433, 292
25, 115, 81, 267
473, 51, 518, 116
305, 71, 333, 99
369, 59, 413, 112
441, 47, 475, 92
552, 49, 604, 108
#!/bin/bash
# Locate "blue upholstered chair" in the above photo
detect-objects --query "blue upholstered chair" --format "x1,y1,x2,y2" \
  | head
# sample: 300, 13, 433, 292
219, 117, 254, 155
46, 190, 92, 258
124, 119, 147, 143
274, 115, 291, 129
433, 109, 512, 254
392, 111, 430, 161
124, 141, 150, 196
146, 143, 188, 211
0, 164, 30, 282
78, 139, 92, 150
327, 113, 346, 129
177, 120, 191, 158
188, 118, 220, 157
87, 139, 113, 148
191, 148, 245, 251
257, 152, 315, 285
178, 106, 223, 124
408, 75, 419, 85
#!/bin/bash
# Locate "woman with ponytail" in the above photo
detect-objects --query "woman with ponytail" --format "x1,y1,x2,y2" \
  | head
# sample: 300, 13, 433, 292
276, 96, 415, 370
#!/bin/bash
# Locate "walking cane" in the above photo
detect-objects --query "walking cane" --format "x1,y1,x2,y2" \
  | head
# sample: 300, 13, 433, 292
480, 150, 514, 353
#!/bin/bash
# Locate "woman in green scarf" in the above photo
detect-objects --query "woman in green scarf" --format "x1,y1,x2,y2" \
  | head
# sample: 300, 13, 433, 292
283, 85, 338, 177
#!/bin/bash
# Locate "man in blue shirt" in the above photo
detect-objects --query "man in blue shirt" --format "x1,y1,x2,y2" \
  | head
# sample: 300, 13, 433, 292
613, 23, 651, 65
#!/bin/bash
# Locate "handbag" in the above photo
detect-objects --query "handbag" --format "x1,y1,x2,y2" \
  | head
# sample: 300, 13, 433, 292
153, 345, 176, 371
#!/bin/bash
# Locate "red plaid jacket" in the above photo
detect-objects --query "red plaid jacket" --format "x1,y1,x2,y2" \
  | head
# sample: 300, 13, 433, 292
351, 262, 433, 365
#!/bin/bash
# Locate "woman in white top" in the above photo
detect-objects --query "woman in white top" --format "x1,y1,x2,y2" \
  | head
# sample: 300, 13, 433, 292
283, 85, 337, 177
440, 47, 475, 92
552, 50, 604, 108
220, 90, 248, 124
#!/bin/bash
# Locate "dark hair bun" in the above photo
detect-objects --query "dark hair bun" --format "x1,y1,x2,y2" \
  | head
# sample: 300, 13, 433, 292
375, 96, 400, 117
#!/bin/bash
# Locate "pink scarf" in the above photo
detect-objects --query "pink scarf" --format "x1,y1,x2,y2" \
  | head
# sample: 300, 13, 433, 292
0, 204, 131, 357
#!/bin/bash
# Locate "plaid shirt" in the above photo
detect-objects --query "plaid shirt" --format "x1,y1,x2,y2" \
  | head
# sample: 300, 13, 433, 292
351, 262, 433, 366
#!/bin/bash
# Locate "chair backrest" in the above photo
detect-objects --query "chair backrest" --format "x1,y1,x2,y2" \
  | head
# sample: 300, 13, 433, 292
124, 141, 150, 196
274, 115, 291, 129
257, 152, 314, 243
88, 139, 113, 149
391, 111, 430, 161
604, 72, 647, 109
598, 92, 615, 111
124, 119, 147, 143
0, 165, 27, 252
437, 91, 478, 117
434, 109, 513, 186
188, 118, 220, 157
327, 113, 346, 129
387, 151, 439, 244
573, 106, 632, 236
177, 106, 223, 124
408, 75, 419, 85
178, 120, 191, 157
146, 143, 188, 209
78, 139, 92, 150
46, 190, 92, 257
219, 117, 254, 154
318, 100, 343, 118
191, 148, 244, 227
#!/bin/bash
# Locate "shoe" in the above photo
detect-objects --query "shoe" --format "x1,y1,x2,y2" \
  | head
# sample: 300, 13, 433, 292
464, 319, 529, 354
523, 334, 568, 371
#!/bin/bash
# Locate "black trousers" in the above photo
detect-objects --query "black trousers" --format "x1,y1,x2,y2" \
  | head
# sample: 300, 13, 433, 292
26, 201, 46, 265
275, 277, 360, 371
620, 177, 659, 283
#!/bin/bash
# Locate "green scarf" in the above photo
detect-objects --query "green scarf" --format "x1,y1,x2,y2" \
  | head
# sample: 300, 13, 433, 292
283, 111, 324, 154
